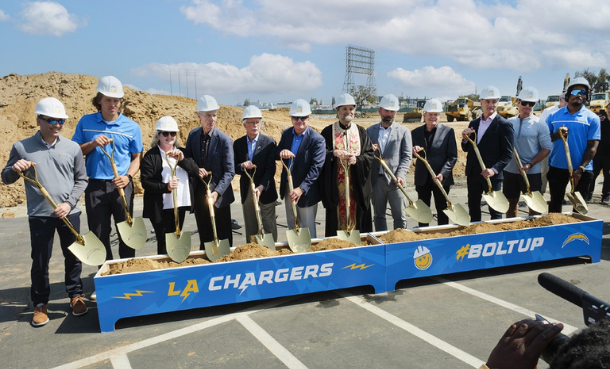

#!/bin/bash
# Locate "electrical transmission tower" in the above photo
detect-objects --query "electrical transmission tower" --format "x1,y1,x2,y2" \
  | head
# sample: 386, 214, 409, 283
342, 45, 376, 97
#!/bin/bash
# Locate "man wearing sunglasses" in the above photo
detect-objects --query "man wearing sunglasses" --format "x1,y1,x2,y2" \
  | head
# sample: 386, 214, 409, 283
502, 87, 551, 217
2, 97, 88, 326
545, 77, 600, 213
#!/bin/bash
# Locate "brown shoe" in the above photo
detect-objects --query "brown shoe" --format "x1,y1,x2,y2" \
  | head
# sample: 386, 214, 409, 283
32, 304, 49, 327
70, 296, 88, 316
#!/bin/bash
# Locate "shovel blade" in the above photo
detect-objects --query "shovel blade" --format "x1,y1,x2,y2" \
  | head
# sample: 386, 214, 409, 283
566, 192, 589, 215
336, 229, 361, 245
522, 191, 548, 214
443, 203, 471, 226
204, 238, 231, 261
286, 228, 311, 253
117, 216, 147, 250
482, 191, 510, 214
253, 233, 276, 251
166, 231, 192, 263
405, 199, 434, 224
68, 231, 107, 266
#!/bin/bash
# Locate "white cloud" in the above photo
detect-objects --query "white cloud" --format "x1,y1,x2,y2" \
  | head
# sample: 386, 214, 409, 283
388, 66, 476, 96
17, 2, 84, 36
179, 0, 610, 72
131, 53, 322, 96
0, 10, 9, 21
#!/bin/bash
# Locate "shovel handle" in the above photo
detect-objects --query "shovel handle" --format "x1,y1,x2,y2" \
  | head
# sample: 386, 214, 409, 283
105, 142, 133, 225
512, 148, 532, 194
413, 150, 454, 207
560, 130, 578, 194
465, 133, 494, 193
375, 155, 414, 205
340, 160, 354, 233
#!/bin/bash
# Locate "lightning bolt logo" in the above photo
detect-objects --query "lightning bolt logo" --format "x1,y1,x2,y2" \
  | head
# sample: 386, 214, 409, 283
343, 263, 373, 270
562, 233, 589, 248
113, 290, 154, 299
456, 244, 470, 262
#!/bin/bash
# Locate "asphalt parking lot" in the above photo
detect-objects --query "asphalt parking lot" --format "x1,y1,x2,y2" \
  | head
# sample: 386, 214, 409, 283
1, 179, 609, 369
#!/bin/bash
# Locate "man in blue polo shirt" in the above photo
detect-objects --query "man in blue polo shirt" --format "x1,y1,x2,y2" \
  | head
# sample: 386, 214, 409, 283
72, 76, 143, 299
545, 77, 600, 213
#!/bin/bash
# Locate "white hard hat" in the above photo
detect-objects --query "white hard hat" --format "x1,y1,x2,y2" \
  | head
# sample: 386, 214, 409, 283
480, 85, 500, 100
423, 99, 443, 113
197, 95, 220, 112
242, 105, 263, 121
96, 76, 124, 98
35, 97, 69, 119
155, 116, 179, 132
334, 93, 356, 109
379, 94, 399, 111
567, 77, 591, 92
289, 99, 312, 117
413, 245, 431, 259
517, 86, 539, 102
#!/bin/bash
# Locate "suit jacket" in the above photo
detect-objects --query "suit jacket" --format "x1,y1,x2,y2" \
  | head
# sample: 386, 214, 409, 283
233, 133, 278, 205
141, 146, 200, 223
461, 114, 514, 180
276, 126, 326, 207
184, 126, 235, 208
411, 123, 457, 187
366, 122, 412, 188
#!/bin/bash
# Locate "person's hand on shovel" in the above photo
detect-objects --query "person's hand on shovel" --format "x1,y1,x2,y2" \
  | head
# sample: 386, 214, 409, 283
279, 150, 295, 160
207, 191, 219, 207
166, 149, 184, 161
112, 174, 131, 189
12, 159, 32, 173
167, 177, 179, 192
54, 203, 71, 220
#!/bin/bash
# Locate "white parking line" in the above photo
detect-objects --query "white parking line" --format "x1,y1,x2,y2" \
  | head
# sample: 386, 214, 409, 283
338, 291, 485, 368
432, 276, 578, 335
237, 315, 308, 369
109, 354, 131, 369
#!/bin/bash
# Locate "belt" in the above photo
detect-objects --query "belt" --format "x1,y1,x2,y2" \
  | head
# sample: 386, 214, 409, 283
89, 178, 114, 182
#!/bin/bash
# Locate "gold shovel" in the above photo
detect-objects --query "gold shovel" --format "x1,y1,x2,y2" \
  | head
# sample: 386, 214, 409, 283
100, 140, 147, 250
512, 148, 547, 214
336, 159, 360, 244
16, 164, 106, 266
281, 159, 311, 253
372, 148, 433, 224
413, 149, 470, 226
464, 132, 510, 214
164, 155, 191, 263
559, 128, 588, 215
243, 166, 275, 250
199, 174, 231, 261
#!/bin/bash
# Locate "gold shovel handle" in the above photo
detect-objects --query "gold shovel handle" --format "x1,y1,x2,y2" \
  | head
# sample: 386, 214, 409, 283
244, 165, 265, 236
413, 149, 454, 208
559, 128, 578, 195
101, 139, 133, 225
373, 150, 414, 206
464, 132, 494, 193
339, 159, 355, 234
281, 159, 300, 232
512, 148, 532, 194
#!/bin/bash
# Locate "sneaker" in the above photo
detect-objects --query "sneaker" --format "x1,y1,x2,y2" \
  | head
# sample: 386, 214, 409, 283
70, 296, 88, 316
90, 291, 96, 301
32, 304, 49, 327
602, 197, 609, 205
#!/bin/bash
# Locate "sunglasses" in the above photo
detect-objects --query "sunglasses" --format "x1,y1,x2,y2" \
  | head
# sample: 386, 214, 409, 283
38, 115, 65, 125
520, 101, 536, 107
291, 116, 309, 121
570, 89, 587, 96
160, 131, 177, 137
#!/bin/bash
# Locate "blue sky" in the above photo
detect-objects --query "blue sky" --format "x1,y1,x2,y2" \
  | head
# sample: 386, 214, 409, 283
1, 0, 609, 106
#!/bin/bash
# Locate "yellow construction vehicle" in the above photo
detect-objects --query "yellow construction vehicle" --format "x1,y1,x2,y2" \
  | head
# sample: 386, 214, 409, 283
497, 95, 519, 119
589, 91, 609, 114
544, 94, 560, 110
445, 97, 481, 122
402, 99, 426, 122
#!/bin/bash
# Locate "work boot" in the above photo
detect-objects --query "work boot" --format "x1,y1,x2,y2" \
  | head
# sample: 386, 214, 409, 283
32, 304, 49, 327
70, 296, 88, 316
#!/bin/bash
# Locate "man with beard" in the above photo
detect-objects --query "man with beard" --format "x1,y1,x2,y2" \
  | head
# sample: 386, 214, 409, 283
366, 94, 412, 230
545, 77, 600, 212
321, 93, 374, 237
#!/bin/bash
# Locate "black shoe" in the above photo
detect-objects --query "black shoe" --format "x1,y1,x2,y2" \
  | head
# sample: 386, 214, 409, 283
602, 197, 609, 205
231, 219, 241, 230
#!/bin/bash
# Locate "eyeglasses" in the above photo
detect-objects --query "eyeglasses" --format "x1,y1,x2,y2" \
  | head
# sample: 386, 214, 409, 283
160, 131, 176, 137
38, 115, 65, 125
570, 89, 587, 96
291, 116, 309, 121
520, 101, 536, 107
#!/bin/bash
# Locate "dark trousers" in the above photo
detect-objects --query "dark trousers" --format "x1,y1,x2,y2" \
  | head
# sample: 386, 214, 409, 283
547, 166, 594, 213
85, 179, 135, 260
151, 207, 188, 255
588, 155, 610, 199
467, 175, 503, 222
194, 185, 232, 248
416, 180, 451, 227
29, 214, 83, 306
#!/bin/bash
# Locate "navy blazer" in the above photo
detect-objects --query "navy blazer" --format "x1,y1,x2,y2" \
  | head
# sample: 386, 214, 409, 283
233, 133, 278, 205
184, 126, 235, 208
412, 123, 457, 187
276, 126, 326, 207
461, 114, 514, 180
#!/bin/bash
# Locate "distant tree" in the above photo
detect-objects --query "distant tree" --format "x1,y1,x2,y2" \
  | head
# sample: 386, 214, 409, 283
575, 68, 610, 92
244, 99, 250, 106
350, 85, 376, 110
464, 94, 480, 102
309, 98, 318, 105
331, 96, 336, 106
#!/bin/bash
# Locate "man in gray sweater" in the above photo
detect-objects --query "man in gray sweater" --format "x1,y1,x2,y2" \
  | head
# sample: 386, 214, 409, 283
2, 97, 88, 327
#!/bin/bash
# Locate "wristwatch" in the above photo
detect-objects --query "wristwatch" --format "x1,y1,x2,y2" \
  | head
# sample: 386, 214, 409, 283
126, 174, 133, 183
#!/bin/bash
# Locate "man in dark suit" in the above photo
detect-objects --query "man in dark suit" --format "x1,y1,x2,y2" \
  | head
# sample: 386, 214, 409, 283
185, 95, 235, 247
412, 99, 458, 226
276, 99, 326, 238
234, 106, 278, 242
461, 86, 514, 221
